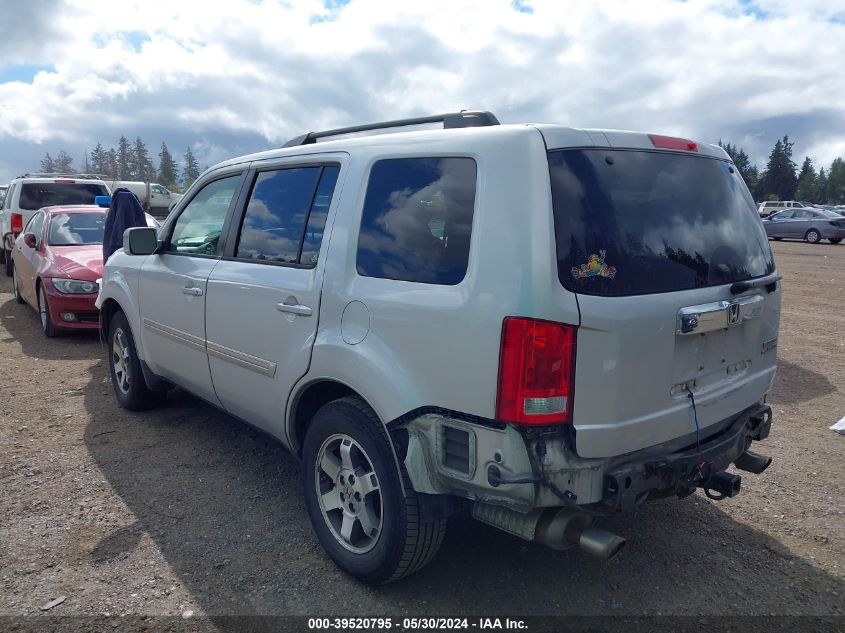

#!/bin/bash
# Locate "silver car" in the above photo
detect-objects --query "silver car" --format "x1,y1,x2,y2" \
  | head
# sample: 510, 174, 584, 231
762, 207, 845, 244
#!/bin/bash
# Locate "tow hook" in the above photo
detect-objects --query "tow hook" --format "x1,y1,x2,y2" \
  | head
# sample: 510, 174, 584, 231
699, 471, 741, 500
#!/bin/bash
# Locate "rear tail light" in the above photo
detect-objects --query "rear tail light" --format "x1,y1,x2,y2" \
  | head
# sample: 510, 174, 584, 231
496, 317, 577, 425
649, 134, 698, 152
10, 212, 23, 234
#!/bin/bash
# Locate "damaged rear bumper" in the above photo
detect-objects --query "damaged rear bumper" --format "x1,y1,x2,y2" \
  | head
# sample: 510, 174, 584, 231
396, 403, 772, 514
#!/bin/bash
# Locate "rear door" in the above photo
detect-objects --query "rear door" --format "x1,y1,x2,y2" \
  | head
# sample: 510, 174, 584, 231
205, 158, 343, 437
548, 147, 780, 458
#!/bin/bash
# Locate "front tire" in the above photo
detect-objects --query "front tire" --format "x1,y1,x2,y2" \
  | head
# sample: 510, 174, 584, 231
302, 397, 446, 584
805, 229, 821, 244
830, 238, 842, 244
38, 284, 58, 337
108, 311, 165, 410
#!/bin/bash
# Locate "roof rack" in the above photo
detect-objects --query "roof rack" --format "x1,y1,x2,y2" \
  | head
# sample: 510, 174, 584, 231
282, 110, 500, 148
18, 172, 109, 180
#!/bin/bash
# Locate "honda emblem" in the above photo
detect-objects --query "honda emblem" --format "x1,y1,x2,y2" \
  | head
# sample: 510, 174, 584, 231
727, 302, 740, 325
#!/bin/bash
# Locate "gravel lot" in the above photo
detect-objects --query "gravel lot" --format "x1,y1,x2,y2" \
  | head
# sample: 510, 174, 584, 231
0, 240, 842, 629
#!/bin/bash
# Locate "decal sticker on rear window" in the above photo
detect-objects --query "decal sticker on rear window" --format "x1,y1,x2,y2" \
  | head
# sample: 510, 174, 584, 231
571, 250, 617, 280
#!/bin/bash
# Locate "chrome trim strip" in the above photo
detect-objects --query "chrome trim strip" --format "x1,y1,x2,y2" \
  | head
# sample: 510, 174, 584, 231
207, 341, 277, 378
676, 294, 764, 336
143, 318, 206, 352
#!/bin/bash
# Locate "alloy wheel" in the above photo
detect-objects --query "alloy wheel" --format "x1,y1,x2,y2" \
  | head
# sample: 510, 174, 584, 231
314, 433, 383, 554
112, 327, 132, 394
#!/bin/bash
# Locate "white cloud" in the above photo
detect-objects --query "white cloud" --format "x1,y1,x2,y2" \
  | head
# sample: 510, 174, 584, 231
0, 0, 843, 182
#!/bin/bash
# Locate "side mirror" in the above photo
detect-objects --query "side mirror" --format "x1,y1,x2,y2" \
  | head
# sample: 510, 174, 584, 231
23, 233, 37, 249
123, 227, 158, 255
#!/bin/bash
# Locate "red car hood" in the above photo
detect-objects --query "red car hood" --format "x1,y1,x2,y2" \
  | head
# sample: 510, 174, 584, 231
48, 245, 103, 281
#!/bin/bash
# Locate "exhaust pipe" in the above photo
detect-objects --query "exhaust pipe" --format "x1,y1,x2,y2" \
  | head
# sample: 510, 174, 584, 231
578, 527, 626, 561
534, 509, 626, 560
699, 471, 741, 499
734, 449, 772, 475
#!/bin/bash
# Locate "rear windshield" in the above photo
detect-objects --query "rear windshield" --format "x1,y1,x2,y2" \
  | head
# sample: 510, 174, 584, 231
19, 182, 109, 211
548, 149, 774, 297
48, 213, 106, 245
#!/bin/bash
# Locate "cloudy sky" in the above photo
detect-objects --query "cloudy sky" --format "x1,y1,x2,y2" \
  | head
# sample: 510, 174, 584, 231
0, 0, 843, 185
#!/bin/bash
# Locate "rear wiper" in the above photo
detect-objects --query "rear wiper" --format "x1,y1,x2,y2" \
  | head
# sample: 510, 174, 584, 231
730, 272, 782, 295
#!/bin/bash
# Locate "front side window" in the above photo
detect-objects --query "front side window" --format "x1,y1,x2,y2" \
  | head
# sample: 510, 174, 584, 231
549, 149, 774, 296
48, 212, 106, 245
24, 212, 45, 245
356, 157, 477, 285
168, 174, 241, 255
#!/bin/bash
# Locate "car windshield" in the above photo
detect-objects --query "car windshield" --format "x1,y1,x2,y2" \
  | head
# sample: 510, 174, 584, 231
19, 182, 109, 211
816, 208, 842, 219
48, 212, 106, 245
548, 149, 775, 296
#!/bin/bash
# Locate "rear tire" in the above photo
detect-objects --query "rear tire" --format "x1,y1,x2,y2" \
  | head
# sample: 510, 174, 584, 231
830, 238, 842, 244
302, 397, 446, 584
804, 229, 821, 244
771, 237, 782, 241
108, 311, 165, 410
12, 264, 24, 304
38, 284, 58, 337
3, 248, 12, 276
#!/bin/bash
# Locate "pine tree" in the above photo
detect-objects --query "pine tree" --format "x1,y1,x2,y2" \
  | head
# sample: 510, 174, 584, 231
54, 150, 74, 173
131, 137, 154, 181
794, 157, 819, 203
718, 140, 758, 193
761, 136, 797, 201
182, 147, 200, 188
116, 136, 132, 180
105, 148, 118, 178
40, 152, 55, 173
158, 142, 178, 189
817, 168, 829, 204
90, 142, 107, 175
826, 158, 845, 204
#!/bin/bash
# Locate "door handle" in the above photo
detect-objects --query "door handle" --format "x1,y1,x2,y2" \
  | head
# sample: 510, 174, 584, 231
276, 302, 312, 317
182, 286, 203, 296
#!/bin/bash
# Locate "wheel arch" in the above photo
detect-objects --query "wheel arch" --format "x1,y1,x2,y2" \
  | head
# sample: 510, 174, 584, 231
289, 379, 371, 457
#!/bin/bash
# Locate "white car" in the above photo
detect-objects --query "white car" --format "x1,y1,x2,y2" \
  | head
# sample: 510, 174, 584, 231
97, 112, 780, 584
1, 173, 109, 276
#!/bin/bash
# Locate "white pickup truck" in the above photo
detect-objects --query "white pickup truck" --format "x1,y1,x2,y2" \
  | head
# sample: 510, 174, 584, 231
105, 181, 182, 216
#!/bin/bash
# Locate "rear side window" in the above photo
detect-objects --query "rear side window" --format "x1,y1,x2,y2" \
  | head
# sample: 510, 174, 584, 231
357, 157, 477, 285
548, 149, 774, 297
19, 183, 109, 210
235, 165, 339, 266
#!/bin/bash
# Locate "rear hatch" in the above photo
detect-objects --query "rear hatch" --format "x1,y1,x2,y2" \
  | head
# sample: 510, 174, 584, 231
547, 142, 780, 458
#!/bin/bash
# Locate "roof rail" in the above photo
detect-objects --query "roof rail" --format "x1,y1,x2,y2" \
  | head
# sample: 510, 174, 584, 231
282, 110, 500, 148
18, 172, 110, 180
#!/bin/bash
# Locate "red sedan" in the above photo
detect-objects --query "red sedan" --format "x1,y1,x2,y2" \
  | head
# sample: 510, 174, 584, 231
11, 206, 108, 336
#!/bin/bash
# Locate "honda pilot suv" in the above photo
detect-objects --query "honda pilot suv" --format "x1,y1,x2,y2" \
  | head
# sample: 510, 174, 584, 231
96, 111, 779, 584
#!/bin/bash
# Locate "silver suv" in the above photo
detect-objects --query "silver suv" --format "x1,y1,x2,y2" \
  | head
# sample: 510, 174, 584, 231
96, 112, 780, 584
